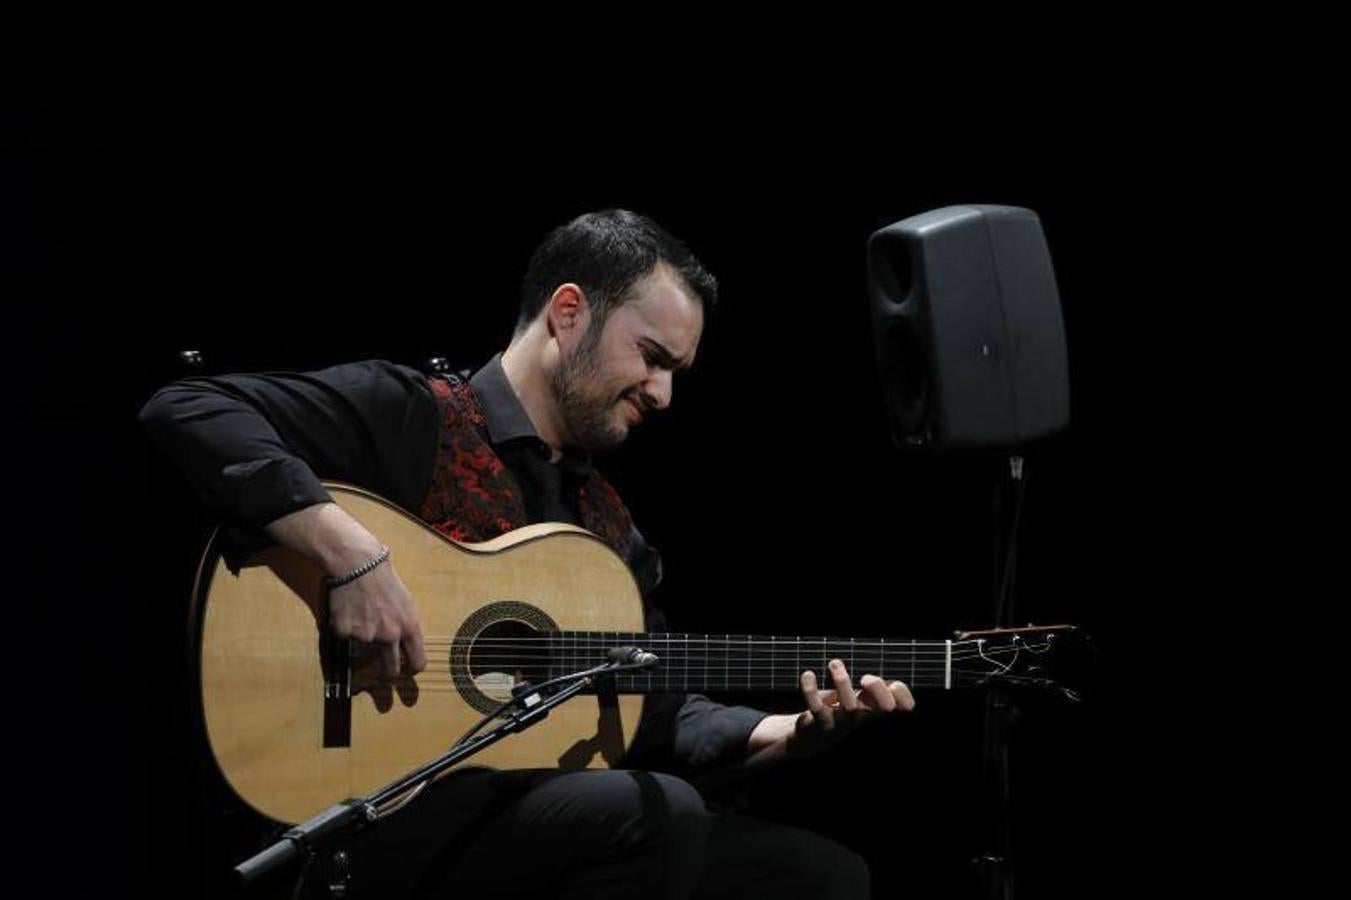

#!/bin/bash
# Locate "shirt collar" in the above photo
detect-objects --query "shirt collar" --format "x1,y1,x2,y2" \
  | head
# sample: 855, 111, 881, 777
469, 352, 539, 445
468, 353, 594, 476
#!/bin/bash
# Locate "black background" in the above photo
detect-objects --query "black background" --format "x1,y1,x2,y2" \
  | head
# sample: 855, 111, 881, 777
5, 89, 1216, 898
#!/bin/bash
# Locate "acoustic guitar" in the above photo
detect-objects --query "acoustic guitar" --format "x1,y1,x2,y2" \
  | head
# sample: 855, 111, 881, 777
194, 483, 1078, 824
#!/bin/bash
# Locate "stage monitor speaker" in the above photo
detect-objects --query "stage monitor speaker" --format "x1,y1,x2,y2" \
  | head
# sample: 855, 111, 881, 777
868, 204, 1070, 449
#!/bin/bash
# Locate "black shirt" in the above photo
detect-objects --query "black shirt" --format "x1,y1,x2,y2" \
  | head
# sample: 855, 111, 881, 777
140, 355, 767, 772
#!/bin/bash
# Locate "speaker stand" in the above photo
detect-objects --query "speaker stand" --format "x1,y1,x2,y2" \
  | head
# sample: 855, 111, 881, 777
972, 454, 1028, 900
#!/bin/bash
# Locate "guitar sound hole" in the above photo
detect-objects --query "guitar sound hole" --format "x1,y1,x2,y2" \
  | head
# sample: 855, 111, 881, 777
451, 601, 561, 716
469, 620, 552, 703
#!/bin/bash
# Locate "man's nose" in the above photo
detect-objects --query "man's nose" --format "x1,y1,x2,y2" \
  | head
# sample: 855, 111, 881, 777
643, 369, 673, 410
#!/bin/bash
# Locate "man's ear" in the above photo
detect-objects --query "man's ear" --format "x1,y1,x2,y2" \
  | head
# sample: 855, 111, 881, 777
546, 283, 590, 339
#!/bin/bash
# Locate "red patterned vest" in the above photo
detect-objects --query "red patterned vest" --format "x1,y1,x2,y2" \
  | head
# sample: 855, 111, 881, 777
417, 376, 638, 563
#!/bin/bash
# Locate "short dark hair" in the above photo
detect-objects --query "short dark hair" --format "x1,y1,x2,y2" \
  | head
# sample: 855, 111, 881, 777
516, 209, 718, 335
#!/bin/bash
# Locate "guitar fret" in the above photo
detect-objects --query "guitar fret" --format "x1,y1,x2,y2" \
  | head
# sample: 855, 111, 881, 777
747, 634, 752, 690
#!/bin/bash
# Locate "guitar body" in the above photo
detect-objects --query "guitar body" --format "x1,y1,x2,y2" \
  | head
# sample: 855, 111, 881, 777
196, 484, 646, 824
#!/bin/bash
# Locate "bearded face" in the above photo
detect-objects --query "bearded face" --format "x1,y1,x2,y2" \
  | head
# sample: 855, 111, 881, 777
551, 318, 630, 451
546, 266, 704, 451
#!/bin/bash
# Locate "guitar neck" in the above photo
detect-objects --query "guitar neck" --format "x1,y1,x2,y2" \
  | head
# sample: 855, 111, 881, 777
548, 631, 956, 693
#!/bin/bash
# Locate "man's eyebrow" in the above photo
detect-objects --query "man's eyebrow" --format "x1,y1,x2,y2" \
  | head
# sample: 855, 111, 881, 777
641, 338, 692, 371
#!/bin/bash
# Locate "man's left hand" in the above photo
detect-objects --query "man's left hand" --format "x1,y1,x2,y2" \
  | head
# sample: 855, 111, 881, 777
746, 658, 915, 764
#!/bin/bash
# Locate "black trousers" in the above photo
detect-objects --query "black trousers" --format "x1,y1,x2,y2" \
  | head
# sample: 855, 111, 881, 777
323, 768, 871, 900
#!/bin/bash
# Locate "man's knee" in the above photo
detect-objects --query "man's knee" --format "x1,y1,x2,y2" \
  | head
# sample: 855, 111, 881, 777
521, 769, 708, 841
611, 771, 708, 848
526, 770, 711, 897
797, 836, 870, 900
635, 771, 707, 821
701, 818, 871, 900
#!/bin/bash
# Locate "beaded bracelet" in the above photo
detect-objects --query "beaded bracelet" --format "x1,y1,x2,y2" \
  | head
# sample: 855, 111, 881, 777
324, 545, 391, 588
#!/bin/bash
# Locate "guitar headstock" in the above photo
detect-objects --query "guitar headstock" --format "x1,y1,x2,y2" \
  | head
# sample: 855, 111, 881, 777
950, 624, 1093, 701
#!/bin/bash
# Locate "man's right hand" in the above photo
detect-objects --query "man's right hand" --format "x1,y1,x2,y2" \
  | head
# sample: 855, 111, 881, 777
264, 501, 429, 684
328, 561, 428, 682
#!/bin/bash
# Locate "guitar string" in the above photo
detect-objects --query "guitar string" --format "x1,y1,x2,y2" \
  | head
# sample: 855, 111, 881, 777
339, 652, 1014, 666
414, 643, 1017, 656
386, 645, 1015, 659
416, 635, 982, 640
328, 675, 956, 689
395, 638, 1013, 649
334, 662, 1027, 679
352, 647, 1028, 663
315, 674, 1037, 694
354, 653, 1007, 667
414, 638, 1049, 653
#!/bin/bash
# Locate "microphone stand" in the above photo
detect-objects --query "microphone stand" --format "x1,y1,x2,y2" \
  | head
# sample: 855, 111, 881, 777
234, 652, 658, 898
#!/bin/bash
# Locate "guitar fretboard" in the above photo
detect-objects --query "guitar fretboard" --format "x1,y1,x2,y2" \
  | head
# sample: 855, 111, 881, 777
543, 632, 956, 692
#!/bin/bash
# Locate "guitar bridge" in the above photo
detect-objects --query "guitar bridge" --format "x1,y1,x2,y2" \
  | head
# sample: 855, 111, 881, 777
322, 634, 352, 748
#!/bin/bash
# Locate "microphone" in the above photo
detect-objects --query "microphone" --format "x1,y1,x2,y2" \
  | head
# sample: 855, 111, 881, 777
607, 646, 660, 668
